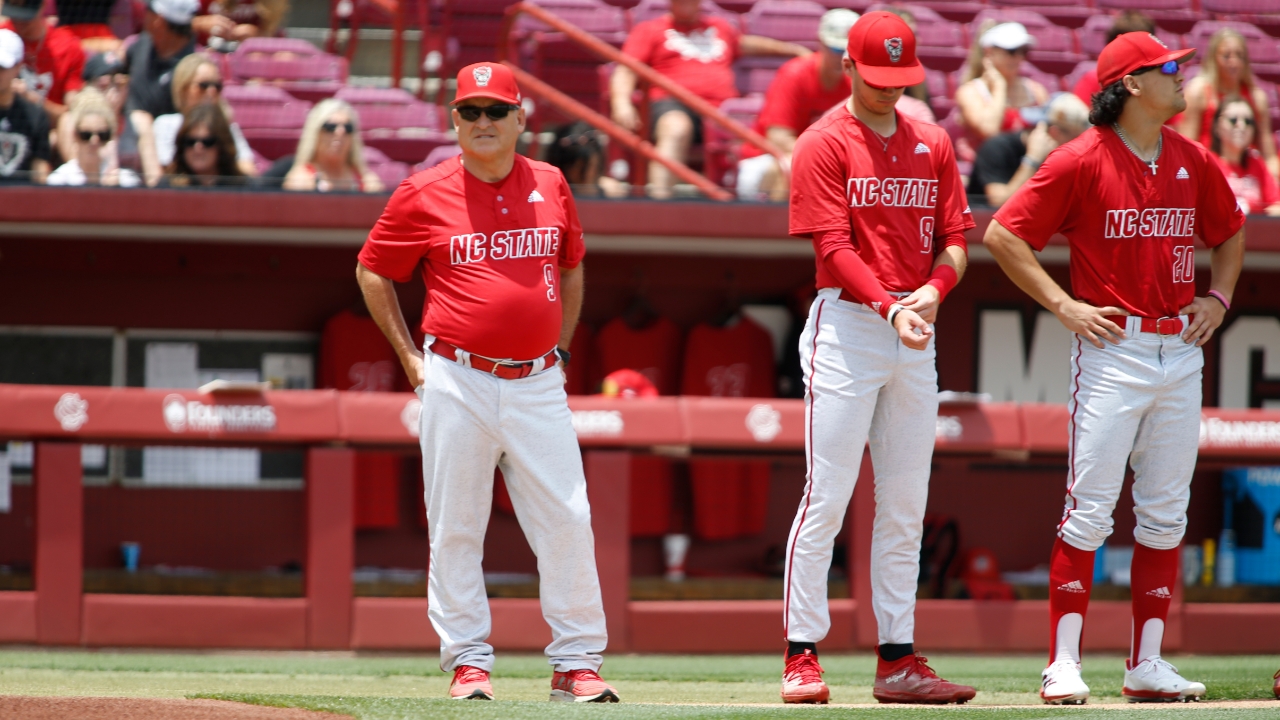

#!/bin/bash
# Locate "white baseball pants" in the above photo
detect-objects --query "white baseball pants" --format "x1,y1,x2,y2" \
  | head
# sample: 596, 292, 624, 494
1060, 317, 1203, 552
784, 289, 938, 646
416, 347, 608, 673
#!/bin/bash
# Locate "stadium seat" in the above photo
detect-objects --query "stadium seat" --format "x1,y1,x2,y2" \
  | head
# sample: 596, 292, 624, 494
362, 146, 412, 188
866, 3, 951, 26
735, 56, 786, 95
705, 94, 765, 188
914, 18, 970, 73
223, 84, 313, 160
513, 0, 629, 125
336, 86, 454, 163
972, 7, 1055, 31
1077, 15, 1184, 59
1063, 59, 1095, 93
225, 38, 349, 103
1024, 24, 1087, 76
1019, 62, 1063, 92
629, 0, 741, 28
741, 0, 827, 51
1093, 0, 1205, 35
448, 0, 520, 71
986, 0, 1092, 31
904, 1, 986, 24
1201, 0, 1280, 39
417, 143, 463, 172
925, 67, 955, 118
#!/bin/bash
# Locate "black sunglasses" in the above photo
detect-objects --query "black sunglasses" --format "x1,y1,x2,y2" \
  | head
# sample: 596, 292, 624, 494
1223, 116, 1255, 127
456, 103, 520, 122
182, 136, 217, 149
78, 129, 112, 142
197, 80, 224, 92
321, 121, 355, 133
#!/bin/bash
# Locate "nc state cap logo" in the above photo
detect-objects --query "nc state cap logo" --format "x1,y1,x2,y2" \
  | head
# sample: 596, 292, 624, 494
473, 66, 492, 87
885, 37, 903, 62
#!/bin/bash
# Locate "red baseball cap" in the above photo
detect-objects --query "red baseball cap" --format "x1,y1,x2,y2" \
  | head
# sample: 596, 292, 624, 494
846, 11, 924, 88
1097, 32, 1195, 87
452, 62, 522, 105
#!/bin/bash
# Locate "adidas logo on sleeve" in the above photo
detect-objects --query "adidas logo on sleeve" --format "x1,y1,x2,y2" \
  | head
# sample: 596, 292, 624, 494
528, 189, 545, 202
1176, 167, 1189, 180
914, 142, 930, 154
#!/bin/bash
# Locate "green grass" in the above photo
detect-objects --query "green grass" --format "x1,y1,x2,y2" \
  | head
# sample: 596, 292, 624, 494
0, 649, 1276, 719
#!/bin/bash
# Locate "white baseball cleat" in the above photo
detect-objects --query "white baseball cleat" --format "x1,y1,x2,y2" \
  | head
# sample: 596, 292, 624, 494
1123, 656, 1205, 702
1040, 659, 1089, 705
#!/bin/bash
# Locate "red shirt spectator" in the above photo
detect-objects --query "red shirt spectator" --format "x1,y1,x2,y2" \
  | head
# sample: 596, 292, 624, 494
1215, 149, 1280, 215
621, 13, 741, 106
740, 52, 849, 161
1, 0, 85, 112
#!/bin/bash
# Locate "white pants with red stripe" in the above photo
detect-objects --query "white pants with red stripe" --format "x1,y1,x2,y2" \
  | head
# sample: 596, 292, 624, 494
784, 289, 938, 646
416, 347, 608, 673
1060, 317, 1202, 552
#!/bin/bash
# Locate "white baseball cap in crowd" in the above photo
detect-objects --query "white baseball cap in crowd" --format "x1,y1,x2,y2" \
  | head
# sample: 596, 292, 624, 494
981, 22, 1035, 51
0, 29, 23, 71
818, 9, 860, 53
148, 0, 201, 25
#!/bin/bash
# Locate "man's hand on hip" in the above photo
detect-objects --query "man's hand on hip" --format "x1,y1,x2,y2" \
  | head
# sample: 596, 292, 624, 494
1055, 299, 1127, 348
1180, 296, 1226, 347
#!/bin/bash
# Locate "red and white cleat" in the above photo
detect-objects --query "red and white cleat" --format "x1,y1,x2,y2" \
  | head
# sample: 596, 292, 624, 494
873, 652, 976, 704
550, 668, 620, 703
1123, 656, 1205, 702
781, 649, 830, 704
1040, 659, 1090, 705
449, 665, 494, 700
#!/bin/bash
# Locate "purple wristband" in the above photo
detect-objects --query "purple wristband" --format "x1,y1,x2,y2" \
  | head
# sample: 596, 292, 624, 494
1207, 290, 1230, 311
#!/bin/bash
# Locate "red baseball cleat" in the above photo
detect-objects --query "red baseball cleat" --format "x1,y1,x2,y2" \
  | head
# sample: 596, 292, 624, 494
1272, 668, 1278, 699
873, 652, 976, 704
781, 649, 830, 704
550, 668, 620, 702
449, 665, 494, 700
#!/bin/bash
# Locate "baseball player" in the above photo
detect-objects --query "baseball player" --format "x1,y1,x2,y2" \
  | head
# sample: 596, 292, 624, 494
985, 33, 1245, 704
781, 12, 976, 705
355, 62, 619, 704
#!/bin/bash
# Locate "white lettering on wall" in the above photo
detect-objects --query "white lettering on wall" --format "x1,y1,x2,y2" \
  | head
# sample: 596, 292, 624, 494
978, 310, 1071, 403
1218, 316, 1280, 409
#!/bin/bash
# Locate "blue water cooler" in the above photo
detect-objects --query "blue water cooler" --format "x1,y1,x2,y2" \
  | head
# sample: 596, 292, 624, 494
1222, 467, 1280, 585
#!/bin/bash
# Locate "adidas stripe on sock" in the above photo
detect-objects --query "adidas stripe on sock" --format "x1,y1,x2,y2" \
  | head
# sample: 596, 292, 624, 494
1049, 537, 1095, 665
1129, 543, 1178, 666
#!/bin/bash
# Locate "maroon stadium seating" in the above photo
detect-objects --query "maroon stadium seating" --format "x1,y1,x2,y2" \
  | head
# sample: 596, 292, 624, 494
362, 146, 412, 188
514, 0, 629, 125
335, 86, 454, 163
1077, 14, 1185, 59
226, 38, 349, 103
629, 0, 741, 28
987, 0, 1093, 31
1093, 0, 1205, 34
740, 0, 827, 51
705, 94, 766, 188
223, 84, 314, 160
1024, 23, 1087, 76
1201, 0, 1280, 39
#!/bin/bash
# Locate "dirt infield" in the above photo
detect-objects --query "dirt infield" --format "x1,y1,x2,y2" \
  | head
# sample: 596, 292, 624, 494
0, 696, 353, 719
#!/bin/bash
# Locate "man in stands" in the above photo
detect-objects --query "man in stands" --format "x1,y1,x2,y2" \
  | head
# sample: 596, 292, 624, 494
1072, 11, 1155, 105
736, 9, 858, 202
0, 29, 52, 184
610, 0, 810, 198
125, 0, 199, 185
0, 0, 86, 129
969, 93, 1090, 207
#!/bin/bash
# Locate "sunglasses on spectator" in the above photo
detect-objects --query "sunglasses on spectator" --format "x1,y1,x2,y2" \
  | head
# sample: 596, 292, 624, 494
456, 104, 520, 122
1223, 116, 1255, 127
182, 136, 217, 149
197, 80, 224, 92
78, 129, 112, 142
321, 121, 355, 133
1132, 60, 1180, 76
1004, 47, 1029, 57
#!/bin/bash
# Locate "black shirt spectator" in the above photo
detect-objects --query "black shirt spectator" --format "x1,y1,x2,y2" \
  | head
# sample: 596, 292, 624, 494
968, 130, 1025, 199
126, 0, 199, 185
0, 28, 51, 184
124, 32, 194, 118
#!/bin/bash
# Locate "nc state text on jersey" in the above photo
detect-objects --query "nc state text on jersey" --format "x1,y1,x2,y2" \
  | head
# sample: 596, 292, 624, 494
1103, 208, 1196, 239
846, 177, 939, 209
450, 227, 562, 265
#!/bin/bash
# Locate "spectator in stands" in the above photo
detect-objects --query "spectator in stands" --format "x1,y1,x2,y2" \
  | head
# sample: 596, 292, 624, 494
151, 54, 256, 176
161, 102, 244, 186
1210, 95, 1280, 215
283, 99, 383, 193
0, 29, 51, 184
967, 92, 1089, 207
125, 0, 199, 186
1071, 11, 1155, 106
735, 9, 859, 202
1, 0, 86, 129
878, 6, 936, 123
51, 0, 124, 53
193, 0, 289, 47
56, 50, 127, 161
1179, 28, 1279, 182
955, 22, 1049, 158
48, 87, 140, 186
545, 121, 626, 198
610, 0, 811, 199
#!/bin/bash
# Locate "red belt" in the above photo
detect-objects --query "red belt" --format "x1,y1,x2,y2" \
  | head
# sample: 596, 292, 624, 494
1105, 316, 1189, 335
429, 340, 558, 379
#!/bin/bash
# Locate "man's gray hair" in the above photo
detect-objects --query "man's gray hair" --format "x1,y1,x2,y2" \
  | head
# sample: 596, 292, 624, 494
1047, 93, 1091, 131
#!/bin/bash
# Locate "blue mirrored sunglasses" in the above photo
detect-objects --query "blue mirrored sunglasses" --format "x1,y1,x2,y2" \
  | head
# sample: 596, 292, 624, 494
1135, 59, 1180, 76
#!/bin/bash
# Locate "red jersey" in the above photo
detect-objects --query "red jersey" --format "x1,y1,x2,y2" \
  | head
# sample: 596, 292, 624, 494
680, 317, 775, 398
592, 316, 683, 395
789, 109, 973, 293
621, 14, 740, 105
358, 155, 585, 361
0, 23, 86, 105
994, 126, 1245, 318
741, 53, 850, 160
318, 310, 400, 391
1215, 149, 1280, 216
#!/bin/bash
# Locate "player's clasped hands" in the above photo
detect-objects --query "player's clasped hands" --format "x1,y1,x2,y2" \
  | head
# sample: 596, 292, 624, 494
891, 306, 933, 351
1055, 299, 1127, 348
1180, 296, 1227, 347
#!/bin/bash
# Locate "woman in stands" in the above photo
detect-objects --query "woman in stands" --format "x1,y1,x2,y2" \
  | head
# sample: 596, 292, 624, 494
954, 21, 1049, 159
1179, 28, 1278, 182
151, 54, 257, 176
161, 102, 246, 187
283, 99, 382, 193
48, 88, 140, 187
1210, 95, 1280, 215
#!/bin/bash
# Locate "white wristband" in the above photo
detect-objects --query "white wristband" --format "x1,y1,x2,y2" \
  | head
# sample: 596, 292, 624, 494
886, 303, 904, 327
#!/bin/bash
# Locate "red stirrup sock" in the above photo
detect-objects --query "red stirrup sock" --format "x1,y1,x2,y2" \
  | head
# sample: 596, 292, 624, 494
1048, 537, 1095, 665
1129, 543, 1178, 667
